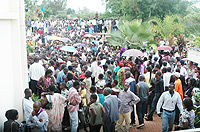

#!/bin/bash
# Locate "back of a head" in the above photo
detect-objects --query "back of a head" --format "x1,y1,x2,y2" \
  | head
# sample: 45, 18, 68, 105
90, 94, 97, 100
113, 80, 118, 86
99, 73, 104, 79
73, 80, 80, 87
90, 86, 96, 93
139, 75, 145, 81
156, 71, 161, 77
167, 67, 171, 72
175, 68, 180, 73
48, 84, 56, 92
104, 87, 111, 95
5, 109, 18, 120
67, 72, 74, 80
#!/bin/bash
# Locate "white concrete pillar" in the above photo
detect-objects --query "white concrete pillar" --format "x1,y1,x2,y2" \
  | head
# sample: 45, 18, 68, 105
0, 0, 28, 130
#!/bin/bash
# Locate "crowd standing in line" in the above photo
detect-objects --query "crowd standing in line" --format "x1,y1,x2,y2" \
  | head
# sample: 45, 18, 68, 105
4, 18, 200, 132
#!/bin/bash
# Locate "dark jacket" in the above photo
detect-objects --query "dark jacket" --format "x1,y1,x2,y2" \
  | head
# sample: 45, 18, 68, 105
4, 120, 20, 132
152, 77, 164, 93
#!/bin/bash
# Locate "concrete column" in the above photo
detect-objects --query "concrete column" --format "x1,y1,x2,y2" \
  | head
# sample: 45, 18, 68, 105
0, 0, 28, 130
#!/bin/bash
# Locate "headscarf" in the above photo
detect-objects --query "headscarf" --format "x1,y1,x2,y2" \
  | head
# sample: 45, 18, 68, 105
194, 90, 200, 102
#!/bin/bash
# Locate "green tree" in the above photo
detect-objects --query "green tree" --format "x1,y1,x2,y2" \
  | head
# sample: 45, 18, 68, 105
150, 15, 185, 45
105, 0, 193, 21
43, 0, 67, 16
184, 6, 200, 36
108, 20, 153, 48
66, 8, 75, 15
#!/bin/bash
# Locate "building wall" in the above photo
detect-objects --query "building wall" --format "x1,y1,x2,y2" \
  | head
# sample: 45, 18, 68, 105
0, 0, 28, 130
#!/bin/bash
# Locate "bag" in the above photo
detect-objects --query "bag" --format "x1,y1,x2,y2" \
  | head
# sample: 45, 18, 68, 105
43, 95, 52, 109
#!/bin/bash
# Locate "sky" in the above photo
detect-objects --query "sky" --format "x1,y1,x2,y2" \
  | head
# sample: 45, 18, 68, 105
67, 0, 106, 13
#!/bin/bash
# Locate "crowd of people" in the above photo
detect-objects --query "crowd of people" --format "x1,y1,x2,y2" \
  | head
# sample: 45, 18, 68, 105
3, 18, 200, 132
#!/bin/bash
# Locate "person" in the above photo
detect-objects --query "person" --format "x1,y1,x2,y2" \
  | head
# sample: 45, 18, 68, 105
27, 101, 48, 132
103, 87, 121, 132
87, 94, 106, 132
90, 86, 99, 103
4, 109, 23, 132
96, 74, 106, 105
56, 66, 67, 87
116, 83, 140, 131
41, 85, 66, 131
91, 57, 98, 85
146, 71, 164, 121
156, 83, 183, 132
117, 63, 125, 89
193, 91, 200, 128
29, 56, 45, 95
185, 78, 196, 98
136, 75, 149, 129
111, 80, 120, 97
67, 81, 82, 132
83, 71, 92, 104
23, 88, 34, 122
163, 67, 172, 91
37, 69, 56, 96
176, 98, 195, 130
174, 72, 183, 125
124, 71, 137, 126
60, 82, 70, 130
80, 82, 87, 108
144, 66, 152, 88
174, 72, 183, 100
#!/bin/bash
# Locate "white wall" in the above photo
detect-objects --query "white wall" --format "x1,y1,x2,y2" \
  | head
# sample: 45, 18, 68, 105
0, 0, 28, 131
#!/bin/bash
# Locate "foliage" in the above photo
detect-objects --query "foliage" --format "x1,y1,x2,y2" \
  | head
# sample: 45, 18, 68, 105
76, 7, 96, 20
108, 20, 153, 48
31, 93, 41, 102
150, 15, 185, 43
176, 34, 187, 56
184, 6, 200, 36
24, 0, 39, 20
189, 35, 200, 48
27, 44, 34, 53
66, 8, 75, 15
42, 0, 67, 19
105, 0, 193, 21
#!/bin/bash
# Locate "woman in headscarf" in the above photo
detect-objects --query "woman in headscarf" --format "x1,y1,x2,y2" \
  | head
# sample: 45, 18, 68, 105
117, 62, 125, 89
193, 91, 200, 128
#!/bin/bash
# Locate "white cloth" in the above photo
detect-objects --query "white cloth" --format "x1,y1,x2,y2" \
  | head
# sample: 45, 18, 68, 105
23, 97, 34, 121
29, 62, 45, 81
91, 61, 98, 78
157, 91, 183, 114
163, 72, 172, 88
95, 66, 104, 82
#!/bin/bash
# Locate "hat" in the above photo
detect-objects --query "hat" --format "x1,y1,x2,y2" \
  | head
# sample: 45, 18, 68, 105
173, 72, 180, 78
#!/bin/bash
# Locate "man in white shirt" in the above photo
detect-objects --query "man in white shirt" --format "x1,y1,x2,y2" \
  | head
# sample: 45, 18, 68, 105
157, 83, 183, 132
90, 57, 98, 85
29, 57, 45, 94
163, 67, 172, 91
23, 88, 34, 122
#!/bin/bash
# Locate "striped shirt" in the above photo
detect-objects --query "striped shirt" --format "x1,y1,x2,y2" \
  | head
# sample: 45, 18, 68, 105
67, 87, 81, 113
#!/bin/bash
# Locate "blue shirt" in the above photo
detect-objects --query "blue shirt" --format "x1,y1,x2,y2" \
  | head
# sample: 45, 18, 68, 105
56, 70, 65, 84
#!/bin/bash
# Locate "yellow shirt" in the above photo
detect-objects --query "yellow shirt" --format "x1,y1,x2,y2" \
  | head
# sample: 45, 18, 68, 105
144, 72, 152, 87
80, 89, 87, 106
